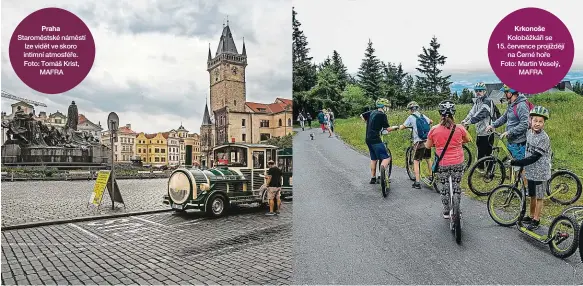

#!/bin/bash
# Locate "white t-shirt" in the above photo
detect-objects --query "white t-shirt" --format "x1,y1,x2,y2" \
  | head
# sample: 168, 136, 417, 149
403, 112, 431, 143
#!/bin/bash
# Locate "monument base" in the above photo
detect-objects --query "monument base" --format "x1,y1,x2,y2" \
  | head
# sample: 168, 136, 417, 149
1, 144, 109, 166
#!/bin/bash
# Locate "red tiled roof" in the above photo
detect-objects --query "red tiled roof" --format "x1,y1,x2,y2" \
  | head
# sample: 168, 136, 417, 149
267, 103, 286, 113
161, 132, 169, 139
246, 102, 270, 113
119, 126, 137, 135
277, 98, 292, 106
145, 133, 157, 139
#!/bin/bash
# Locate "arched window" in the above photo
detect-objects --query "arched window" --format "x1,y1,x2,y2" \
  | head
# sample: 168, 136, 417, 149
288, 118, 291, 126
279, 119, 282, 126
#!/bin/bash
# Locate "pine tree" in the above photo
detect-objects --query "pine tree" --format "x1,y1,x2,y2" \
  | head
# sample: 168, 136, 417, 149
415, 36, 452, 106
357, 39, 383, 101
319, 57, 332, 71
331, 50, 349, 91
403, 75, 415, 102
292, 7, 317, 117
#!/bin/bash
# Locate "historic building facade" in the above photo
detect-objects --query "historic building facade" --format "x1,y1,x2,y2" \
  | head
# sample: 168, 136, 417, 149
199, 23, 292, 167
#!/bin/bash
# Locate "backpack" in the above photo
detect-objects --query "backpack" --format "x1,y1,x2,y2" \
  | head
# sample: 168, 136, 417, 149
490, 100, 501, 122
512, 100, 535, 118
411, 114, 430, 140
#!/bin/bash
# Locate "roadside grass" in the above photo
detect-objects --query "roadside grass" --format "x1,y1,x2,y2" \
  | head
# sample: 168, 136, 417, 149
334, 91, 583, 226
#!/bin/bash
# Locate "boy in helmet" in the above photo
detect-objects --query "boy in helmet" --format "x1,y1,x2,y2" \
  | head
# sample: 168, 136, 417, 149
461, 82, 496, 171
387, 101, 433, 189
509, 106, 552, 230
360, 98, 391, 184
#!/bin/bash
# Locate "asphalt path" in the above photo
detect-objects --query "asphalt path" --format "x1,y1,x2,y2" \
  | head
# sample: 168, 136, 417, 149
293, 127, 582, 285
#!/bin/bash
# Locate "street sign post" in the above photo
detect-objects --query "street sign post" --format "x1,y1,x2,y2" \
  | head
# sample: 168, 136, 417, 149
106, 112, 124, 210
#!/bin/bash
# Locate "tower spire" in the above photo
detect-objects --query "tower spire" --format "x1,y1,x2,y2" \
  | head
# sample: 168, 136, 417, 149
242, 37, 246, 56
208, 43, 212, 60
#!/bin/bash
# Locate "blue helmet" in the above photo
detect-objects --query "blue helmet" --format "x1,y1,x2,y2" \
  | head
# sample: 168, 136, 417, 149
500, 84, 516, 93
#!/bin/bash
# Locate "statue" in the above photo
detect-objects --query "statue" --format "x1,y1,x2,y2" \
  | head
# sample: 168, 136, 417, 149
66, 101, 78, 131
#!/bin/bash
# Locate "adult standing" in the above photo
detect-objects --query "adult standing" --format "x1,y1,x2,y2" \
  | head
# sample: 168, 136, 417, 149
327, 108, 335, 133
317, 110, 326, 133
298, 113, 306, 131
486, 84, 530, 161
461, 82, 496, 171
265, 160, 283, 216
306, 113, 313, 129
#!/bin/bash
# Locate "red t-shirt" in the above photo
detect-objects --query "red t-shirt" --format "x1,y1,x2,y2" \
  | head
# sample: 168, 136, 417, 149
427, 124, 468, 166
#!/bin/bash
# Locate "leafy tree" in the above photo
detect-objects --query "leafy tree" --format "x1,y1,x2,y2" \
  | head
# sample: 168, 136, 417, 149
341, 84, 372, 116
309, 66, 348, 116
265, 133, 293, 149
415, 36, 452, 106
357, 39, 383, 101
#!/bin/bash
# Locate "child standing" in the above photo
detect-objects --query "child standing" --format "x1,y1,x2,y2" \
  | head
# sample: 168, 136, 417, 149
510, 106, 552, 230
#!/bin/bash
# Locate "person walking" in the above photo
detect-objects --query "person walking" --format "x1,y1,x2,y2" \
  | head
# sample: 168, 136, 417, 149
317, 110, 326, 133
306, 113, 312, 129
327, 108, 335, 133
298, 113, 306, 131
265, 160, 283, 216
461, 82, 498, 171
325, 110, 334, 138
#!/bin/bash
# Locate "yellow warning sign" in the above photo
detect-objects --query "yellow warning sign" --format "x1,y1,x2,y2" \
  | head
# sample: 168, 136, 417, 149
90, 170, 111, 206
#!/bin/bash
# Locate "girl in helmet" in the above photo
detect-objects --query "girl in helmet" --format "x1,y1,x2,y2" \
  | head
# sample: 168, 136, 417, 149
425, 100, 472, 218
509, 106, 552, 230
360, 98, 391, 184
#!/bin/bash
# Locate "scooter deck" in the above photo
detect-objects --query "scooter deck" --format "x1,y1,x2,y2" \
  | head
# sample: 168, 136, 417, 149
518, 225, 552, 243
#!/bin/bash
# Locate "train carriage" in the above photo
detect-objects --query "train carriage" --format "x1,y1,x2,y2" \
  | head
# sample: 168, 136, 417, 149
162, 143, 291, 216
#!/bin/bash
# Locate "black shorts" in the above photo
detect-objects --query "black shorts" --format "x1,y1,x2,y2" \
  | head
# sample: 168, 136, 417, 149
413, 141, 431, 161
527, 180, 548, 199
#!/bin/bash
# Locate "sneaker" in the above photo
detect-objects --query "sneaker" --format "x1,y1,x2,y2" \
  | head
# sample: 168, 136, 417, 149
412, 182, 421, 189
275, 211, 280, 214
265, 212, 276, 216
526, 220, 540, 230
369, 177, 376, 184
443, 210, 450, 219
521, 216, 533, 224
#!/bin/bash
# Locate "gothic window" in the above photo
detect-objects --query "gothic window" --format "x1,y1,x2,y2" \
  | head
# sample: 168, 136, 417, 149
288, 118, 292, 126
234, 100, 236, 106
279, 119, 282, 127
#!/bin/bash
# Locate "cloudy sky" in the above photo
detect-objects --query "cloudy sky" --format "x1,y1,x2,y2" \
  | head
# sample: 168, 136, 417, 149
293, 0, 583, 74
1, 0, 291, 134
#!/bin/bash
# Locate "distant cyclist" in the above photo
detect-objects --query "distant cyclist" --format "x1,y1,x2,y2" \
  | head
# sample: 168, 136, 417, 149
461, 82, 498, 171
387, 101, 433, 189
360, 98, 391, 184
425, 101, 472, 218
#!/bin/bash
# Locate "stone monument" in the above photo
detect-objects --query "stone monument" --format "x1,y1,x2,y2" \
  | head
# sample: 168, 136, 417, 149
1, 101, 109, 166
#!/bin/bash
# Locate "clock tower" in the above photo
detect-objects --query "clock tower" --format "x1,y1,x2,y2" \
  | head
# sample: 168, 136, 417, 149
207, 23, 247, 113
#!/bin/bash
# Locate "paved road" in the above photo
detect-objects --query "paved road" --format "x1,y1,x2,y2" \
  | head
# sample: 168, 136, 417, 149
1, 203, 292, 285
293, 128, 582, 285
1, 179, 168, 227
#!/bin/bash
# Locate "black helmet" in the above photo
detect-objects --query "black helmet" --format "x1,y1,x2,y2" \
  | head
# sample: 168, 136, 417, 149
438, 100, 456, 116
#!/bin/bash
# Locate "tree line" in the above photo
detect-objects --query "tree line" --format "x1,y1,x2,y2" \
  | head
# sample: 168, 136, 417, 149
292, 7, 583, 120
292, 8, 453, 119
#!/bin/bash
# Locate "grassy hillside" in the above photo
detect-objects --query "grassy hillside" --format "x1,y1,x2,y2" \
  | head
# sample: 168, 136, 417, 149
334, 91, 583, 224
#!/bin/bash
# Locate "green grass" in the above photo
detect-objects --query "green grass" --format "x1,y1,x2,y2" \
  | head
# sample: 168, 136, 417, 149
334, 91, 583, 226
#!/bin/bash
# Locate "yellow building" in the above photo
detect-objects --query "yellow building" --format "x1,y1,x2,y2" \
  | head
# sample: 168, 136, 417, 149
135, 132, 168, 166
135, 133, 150, 163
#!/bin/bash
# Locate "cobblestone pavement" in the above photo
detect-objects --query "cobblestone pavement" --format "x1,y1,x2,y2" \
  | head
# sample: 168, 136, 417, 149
1, 203, 292, 285
1, 179, 167, 227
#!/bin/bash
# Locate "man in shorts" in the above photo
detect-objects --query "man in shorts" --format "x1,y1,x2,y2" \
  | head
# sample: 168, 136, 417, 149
360, 98, 391, 184
265, 160, 283, 216
388, 101, 433, 189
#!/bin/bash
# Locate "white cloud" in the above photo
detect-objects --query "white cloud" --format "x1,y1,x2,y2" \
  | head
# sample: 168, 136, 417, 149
292, 0, 583, 74
1, 0, 292, 134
